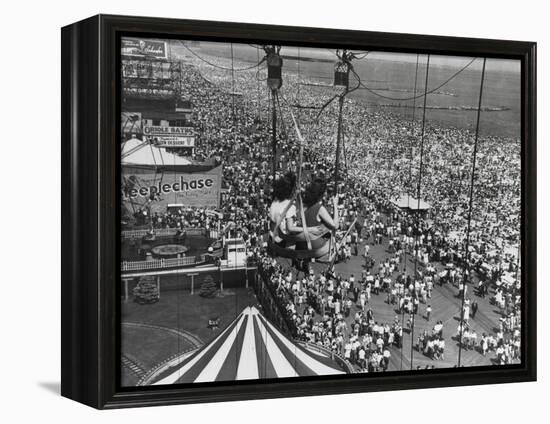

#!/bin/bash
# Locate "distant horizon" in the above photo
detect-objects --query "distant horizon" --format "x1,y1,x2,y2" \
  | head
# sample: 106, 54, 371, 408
121, 36, 520, 73
176, 40, 521, 73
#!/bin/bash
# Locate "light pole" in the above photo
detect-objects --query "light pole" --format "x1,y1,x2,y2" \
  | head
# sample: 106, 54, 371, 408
188, 272, 199, 295
265, 45, 282, 179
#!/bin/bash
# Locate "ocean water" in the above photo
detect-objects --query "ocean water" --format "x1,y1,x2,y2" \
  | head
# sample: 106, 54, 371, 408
169, 41, 521, 139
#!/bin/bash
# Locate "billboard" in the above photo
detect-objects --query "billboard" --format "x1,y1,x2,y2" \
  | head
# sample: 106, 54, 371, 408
123, 166, 222, 210
155, 136, 195, 147
121, 38, 168, 60
122, 60, 172, 80
143, 126, 196, 147
143, 126, 195, 136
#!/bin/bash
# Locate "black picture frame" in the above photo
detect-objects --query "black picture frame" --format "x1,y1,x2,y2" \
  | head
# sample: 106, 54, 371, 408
61, 14, 537, 409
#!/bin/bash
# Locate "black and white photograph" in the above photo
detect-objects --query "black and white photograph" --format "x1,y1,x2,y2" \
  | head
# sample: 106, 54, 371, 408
0, 0, 545, 418
120, 37, 523, 386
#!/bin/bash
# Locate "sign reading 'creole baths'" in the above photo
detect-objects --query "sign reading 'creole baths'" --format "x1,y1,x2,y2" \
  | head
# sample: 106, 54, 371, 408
143, 126, 196, 147
143, 126, 195, 136
123, 166, 221, 209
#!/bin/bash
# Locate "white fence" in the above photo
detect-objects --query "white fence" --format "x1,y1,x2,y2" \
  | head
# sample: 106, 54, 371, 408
122, 227, 219, 240
121, 255, 206, 272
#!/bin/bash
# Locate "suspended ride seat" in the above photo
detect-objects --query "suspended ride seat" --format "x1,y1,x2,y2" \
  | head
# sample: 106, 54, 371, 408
334, 60, 350, 88
267, 233, 335, 262
267, 200, 336, 262
267, 51, 283, 91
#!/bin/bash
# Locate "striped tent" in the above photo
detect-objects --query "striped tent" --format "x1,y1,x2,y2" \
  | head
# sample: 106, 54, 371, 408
153, 306, 346, 385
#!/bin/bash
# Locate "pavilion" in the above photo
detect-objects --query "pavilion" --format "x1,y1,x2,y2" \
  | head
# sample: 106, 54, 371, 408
391, 194, 431, 212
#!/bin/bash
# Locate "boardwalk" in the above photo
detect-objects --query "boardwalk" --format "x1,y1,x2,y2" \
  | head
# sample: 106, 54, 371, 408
279, 231, 507, 371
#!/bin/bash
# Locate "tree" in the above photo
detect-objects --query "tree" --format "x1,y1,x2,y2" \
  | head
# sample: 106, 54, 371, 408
133, 276, 160, 304
199, 275, 217, 298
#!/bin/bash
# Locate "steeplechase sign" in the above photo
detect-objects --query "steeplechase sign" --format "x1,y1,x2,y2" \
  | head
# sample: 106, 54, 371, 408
123, 166, 221, 208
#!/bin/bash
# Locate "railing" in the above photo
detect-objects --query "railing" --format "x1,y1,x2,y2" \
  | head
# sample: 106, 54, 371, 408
122, 228, 178, 239
121, 255, 206, 272
297, 341, 356, 374
122, 227, 219, 240
254, 266, 294, 337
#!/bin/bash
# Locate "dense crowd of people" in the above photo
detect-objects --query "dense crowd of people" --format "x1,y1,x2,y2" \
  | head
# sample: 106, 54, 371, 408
124, 48, 522, 371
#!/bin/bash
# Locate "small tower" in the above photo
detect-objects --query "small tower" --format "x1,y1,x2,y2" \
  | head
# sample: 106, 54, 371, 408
334, 49, 352, 89
266, 46, 283, 91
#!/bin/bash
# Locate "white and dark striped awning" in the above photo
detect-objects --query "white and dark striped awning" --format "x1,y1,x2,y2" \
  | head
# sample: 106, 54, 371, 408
153, 306, 345, 384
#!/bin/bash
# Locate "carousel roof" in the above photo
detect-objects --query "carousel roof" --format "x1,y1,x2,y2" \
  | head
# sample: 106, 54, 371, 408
153, 306, 345, 385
